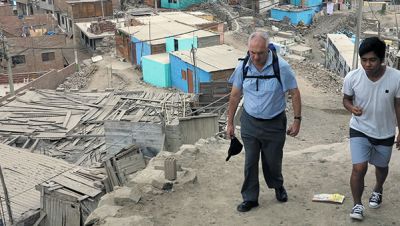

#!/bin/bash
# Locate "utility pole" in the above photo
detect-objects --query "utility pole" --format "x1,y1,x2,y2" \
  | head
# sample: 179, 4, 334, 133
1, 35, 15, 96
395, 12, 399, 50
0, 166, 13, 225
70, 3, 79, 71
352, 0, 362, 70
154, 0, 158, 14
191, 44, 197, 93
100, 0, 104, 18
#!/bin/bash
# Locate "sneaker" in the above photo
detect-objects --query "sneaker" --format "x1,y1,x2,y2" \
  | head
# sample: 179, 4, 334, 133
349, 204, 364, 220
369, 191, 382, 209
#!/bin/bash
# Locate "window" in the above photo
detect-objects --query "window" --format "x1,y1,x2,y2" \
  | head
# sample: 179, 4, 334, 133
174, 39, 178, 51
61, 16, 64, 24
12, 55, 26, 65
181, 70, 186, 80
48, 0, 53, 4
42, 52, 55, 62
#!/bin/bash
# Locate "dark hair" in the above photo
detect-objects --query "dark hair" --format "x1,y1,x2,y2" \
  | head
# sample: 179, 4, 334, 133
359, 37, 386, 61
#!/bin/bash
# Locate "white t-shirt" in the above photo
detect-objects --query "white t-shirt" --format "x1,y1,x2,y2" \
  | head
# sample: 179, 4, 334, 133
342, 66, 400, 139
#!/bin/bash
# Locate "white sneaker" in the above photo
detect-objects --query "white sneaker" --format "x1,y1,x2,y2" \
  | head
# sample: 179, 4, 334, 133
349, 204, 364, 220
368, 191, 382, 209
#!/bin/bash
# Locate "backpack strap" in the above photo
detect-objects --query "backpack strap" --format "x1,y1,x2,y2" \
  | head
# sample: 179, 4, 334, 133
238, 51, 250, 79
239, 44, 282, 87
269, 43, 282, 86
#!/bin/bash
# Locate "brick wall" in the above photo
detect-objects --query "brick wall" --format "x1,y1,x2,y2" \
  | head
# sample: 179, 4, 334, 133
0, 63, 76, 102
0, 72, 44, 84
0, 5, 14, 16
0, 35, 66, 75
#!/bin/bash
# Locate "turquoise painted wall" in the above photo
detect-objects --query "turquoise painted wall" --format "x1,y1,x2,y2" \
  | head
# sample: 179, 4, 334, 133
142, 56, 171, 87
161, 0, 206, 9
290, 0, 322, 7
165, 37, 198, 52
169, 54, 211, 93
131, 36, 151, 66
271, 8, 315, 25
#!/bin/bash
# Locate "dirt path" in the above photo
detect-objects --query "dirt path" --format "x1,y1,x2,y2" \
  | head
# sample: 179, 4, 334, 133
113, 72, 400, 226
92, 33, 400, 226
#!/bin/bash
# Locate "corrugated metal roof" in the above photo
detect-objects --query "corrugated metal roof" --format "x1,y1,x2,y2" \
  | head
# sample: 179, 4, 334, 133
142, 12, 212, 26
120, 21, 218, 45
170, 44, 245, 72
0, 143, 73, 222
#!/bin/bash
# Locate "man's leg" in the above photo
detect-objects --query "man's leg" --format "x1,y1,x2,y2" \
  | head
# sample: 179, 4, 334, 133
240, 134, 261, 202
368, 144, 392, 209
373, 166, 388, 193
349, 137, 371, 220
260, 139, 284, 189
350, 162, 368, 205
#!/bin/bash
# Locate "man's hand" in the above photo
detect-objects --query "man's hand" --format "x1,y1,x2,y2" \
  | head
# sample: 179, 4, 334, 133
226, 123, 235, 139
351, 106, 363, 116
396, 135, 400, 150
286, 120, 300, 137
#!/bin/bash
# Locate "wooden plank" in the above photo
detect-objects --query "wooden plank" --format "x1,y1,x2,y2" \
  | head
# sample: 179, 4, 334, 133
62, 171, 98, 189
105, 160, 120, 187
63, 111, 72, 128
30, 139, 39, 152
116, 109, 127, 121
51, 175, 102, 197
33, 212, 46, 226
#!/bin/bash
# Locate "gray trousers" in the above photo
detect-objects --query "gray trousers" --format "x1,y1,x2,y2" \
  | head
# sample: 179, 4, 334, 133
240, 109, 287, 202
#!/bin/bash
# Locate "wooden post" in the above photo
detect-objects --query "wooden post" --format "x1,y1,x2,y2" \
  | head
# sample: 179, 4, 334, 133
0, 166, 13, 225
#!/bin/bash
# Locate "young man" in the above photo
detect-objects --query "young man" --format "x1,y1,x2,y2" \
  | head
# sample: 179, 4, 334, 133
342, 37, 400, 220
227, 31, 302, 212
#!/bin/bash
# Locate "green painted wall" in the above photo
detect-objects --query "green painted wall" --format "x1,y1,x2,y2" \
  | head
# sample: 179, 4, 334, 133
142, 56, 171, 87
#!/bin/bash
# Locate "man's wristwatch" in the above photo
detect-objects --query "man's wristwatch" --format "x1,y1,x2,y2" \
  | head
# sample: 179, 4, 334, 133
294, 116, 302, 121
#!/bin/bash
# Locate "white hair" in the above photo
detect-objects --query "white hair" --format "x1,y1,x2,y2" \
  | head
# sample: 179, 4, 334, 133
248, 31, 269, 47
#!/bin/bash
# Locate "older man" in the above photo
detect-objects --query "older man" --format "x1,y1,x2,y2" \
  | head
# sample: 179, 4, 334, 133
227, 31, 302, 212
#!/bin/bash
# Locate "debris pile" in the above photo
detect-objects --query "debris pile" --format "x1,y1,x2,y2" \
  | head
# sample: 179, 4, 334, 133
291, 61, 343, 94
88, 19, 116, 34
94, 36, 116, 56
0, 90, 195, 166
59, 65, 98, 91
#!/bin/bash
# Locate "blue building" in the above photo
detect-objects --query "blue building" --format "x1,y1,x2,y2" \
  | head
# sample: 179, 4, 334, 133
271, 7, 315, 25
271, 0, 323, 25
169, 45, 244, 93
121, 20, 220, 66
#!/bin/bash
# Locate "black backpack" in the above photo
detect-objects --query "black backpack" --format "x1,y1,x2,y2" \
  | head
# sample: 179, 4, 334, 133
239, 43, 281, 91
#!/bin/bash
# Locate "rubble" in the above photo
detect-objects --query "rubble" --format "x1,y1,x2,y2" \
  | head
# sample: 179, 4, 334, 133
88, 19, 117, 35
0, 90, 196, 166
59, 65, 98, 91
291, 61, 343, 94
84, 205, 123, 226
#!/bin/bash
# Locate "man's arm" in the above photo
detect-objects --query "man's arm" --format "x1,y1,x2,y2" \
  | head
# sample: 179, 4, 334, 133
343, 94, 362, 116
287, 88, 301, 137
395, 98, 400, 150
226, 86, 242, 139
